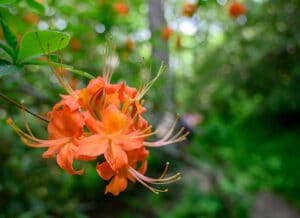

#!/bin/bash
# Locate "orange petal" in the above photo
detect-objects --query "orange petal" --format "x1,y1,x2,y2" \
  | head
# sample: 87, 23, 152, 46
105, 93, 120, 108
104, 143, 128, 171
136, 115, 149, 129
119, 83, 137, 101
102, 105, 128, 133
117, 138, 144, 151
87, 77, 106, 95
76, 135, 108, 158
56, 143, 84, 175
105, 175, 128, 196
82, 111, 103, 134
96, 162, 115, 180
127, 147, 149, 164
78, 88, 91, 109
48, 106, 84, 138
60, 92, 80, 112
42, 144, 64, 158
105, 83, 122, 94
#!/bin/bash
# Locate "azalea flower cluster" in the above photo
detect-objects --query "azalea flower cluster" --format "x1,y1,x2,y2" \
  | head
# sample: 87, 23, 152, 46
7, 54, 188, 196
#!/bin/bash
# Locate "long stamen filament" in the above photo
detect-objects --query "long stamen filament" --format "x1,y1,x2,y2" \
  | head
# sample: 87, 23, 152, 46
159, 162, 169, 179
6, 118, 70, 147
136, 64, 166, 100
160, 117, 179, 141
128, 165, 180, 194
21, 104, 34, 137
132, 129, 158, 139
144, 118, 189, 147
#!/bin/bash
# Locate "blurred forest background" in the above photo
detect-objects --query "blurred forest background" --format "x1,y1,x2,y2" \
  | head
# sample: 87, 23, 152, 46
1, 0, 300, 217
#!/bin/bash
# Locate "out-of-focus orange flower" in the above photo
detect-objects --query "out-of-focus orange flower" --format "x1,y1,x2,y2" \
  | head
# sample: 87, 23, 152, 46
23, 12, 40, 24
229, 2, 246, 18
161, 26, 173, 41
125, 38, 134, 52
70, 38, 81, 52
113, 2, 129, 15
8, 47, 188, 196
182, 3, 198, 17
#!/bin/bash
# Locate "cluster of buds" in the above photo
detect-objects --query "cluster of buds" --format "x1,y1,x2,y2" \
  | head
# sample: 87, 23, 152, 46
7, 47, 188, 196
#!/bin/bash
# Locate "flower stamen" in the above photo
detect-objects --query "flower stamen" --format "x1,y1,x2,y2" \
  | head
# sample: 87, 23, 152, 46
144, 118, 189, 147
128, 165, 180, 194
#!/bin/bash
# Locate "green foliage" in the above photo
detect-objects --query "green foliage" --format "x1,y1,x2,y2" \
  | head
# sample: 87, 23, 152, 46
0, 19, 18, 58
17, 31, 70, 63
25, 0, 45, 14
0, 0, 15, 6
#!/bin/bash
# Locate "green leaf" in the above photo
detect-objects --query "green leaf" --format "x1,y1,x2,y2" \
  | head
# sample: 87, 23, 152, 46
0, 19, 18, 53
25, 0, 45, 14
0, 41, 15, 59
0, 64, 22, 77
0, 0, 16, 6
17, 31, 70, 63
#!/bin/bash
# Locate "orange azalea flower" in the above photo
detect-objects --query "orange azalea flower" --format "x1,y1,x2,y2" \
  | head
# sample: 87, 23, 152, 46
182, 3, 198, 17
8, 46, 188, 195
229, 2, 246, 18
113, 2, 129, 15
161, 26, 173, 41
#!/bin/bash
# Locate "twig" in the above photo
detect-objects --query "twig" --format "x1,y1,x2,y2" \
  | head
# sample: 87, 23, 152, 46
0, 93, 49, 122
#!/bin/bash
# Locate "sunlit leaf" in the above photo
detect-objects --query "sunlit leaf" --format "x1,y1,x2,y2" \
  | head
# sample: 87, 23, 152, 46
25, 0, 45, 14
17, 31, 70, 63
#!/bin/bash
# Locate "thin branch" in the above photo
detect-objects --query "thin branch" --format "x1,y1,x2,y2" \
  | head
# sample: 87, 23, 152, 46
0, 93, 49, 122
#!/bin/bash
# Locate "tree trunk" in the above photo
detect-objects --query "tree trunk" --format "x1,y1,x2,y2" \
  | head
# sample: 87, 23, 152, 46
148, 0, 175, 116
